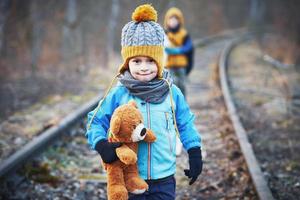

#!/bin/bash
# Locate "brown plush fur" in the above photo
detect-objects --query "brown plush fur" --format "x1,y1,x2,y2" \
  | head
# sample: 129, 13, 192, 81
104, 100, 156, 200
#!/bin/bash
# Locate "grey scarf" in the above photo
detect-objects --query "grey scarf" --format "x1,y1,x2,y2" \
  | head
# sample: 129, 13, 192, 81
118, 70, 172, 103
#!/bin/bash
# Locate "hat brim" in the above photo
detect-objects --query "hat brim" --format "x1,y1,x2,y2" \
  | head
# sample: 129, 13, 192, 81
119, 45, 164, 78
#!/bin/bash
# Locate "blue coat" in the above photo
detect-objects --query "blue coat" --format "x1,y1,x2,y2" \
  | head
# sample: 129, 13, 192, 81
86, 83, 201, 180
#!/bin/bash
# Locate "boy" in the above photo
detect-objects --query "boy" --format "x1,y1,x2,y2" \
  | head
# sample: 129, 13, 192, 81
86, 4, 202, 200
164, 7, 194, 96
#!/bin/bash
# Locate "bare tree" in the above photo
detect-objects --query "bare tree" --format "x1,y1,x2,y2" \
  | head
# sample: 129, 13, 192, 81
105, 0, 120, 68
30, 0, 44, 77
249, 0, 265, 26
62, 0, 83, 63
0, 0, 10, 55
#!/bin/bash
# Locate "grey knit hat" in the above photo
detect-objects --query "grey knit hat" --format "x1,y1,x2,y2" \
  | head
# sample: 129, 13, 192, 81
119, 4, 165, 78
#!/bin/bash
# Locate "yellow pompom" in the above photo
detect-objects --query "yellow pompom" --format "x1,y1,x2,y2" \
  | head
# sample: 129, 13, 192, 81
132, 4, 157, 22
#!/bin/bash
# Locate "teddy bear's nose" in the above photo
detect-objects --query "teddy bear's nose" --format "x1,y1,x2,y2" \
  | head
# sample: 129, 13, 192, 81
140, 128, 146, 136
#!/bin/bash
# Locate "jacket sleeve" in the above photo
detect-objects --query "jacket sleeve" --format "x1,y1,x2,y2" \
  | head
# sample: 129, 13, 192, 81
85, 87, 121, 149
178, 35, 193, 54
172, 85, 201, 150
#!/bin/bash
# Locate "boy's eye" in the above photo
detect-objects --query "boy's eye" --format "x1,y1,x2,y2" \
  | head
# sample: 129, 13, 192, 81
147, 59, 155, 63
133, 59, 141, 64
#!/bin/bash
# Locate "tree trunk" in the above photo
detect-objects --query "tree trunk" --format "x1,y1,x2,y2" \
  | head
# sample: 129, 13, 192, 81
105, 0, 120, 68
0, 0, 10, 56
249, 0, 265, 47
30, 0, 44, 77
62, 0, 82, 63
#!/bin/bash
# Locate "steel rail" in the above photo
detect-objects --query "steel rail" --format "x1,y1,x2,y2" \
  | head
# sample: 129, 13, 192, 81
0, 94, 102, 178
219, 36, 274, 200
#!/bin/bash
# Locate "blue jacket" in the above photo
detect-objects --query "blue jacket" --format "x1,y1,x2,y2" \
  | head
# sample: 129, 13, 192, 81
178, 36, 193, 54
86, 83, 201, 180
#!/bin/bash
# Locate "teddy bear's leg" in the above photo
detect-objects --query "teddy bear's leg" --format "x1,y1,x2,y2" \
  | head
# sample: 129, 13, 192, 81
124, 164, 148, 194
107, 162, 128, 200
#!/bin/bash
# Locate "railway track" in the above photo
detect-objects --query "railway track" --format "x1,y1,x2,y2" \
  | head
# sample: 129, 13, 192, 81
223, 35, 300, 200
175, 35, 257, 199
0, 29, 244, 179
219, 36, 274, 200
2, 30, 295, 199
0, 94, 103, 179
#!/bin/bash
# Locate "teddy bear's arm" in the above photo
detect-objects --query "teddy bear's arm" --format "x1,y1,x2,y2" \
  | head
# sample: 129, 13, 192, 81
116, 144, 137, 165
143, 129, 156, 143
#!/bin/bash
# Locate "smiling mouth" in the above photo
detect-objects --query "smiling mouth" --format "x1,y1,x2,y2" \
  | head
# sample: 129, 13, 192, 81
137, 72, 153, 76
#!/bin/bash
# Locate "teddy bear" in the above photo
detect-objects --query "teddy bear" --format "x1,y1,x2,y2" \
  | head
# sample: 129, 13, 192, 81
104, 100, 157, 200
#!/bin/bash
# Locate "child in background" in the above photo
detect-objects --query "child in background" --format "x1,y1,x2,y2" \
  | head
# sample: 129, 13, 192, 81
86, 4, 202, 200
164, 7, 195, 157
164, 7, 194, 96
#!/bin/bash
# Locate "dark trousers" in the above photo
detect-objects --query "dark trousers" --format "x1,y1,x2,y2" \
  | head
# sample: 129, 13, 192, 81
128, 175, 176, 200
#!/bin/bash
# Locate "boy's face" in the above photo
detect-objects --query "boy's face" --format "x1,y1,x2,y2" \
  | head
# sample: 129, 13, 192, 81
128, 56, 158, 82
167, 16, 179, 29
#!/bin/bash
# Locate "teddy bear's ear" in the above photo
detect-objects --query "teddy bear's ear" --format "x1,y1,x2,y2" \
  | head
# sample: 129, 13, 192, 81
110, 116, 121, 134
128, 100, 138, 108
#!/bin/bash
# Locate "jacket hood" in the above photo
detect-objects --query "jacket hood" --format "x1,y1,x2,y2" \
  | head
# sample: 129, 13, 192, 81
164, 7, 185, 29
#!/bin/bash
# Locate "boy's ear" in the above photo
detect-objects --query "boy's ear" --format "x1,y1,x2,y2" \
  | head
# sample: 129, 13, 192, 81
111, 116, 121, 134
128, 100, 138, 108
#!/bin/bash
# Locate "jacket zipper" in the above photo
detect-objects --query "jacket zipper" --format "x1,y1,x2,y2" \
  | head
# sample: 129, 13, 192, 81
146, 102, 151, 179
165, 112, 173, 153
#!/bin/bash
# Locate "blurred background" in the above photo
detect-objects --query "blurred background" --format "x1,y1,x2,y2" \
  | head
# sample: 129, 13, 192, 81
0, 0, 299, 119
0, 1, 300, 199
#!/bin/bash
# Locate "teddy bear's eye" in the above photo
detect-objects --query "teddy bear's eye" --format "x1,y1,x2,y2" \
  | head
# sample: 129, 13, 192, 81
133, 125, 136, 129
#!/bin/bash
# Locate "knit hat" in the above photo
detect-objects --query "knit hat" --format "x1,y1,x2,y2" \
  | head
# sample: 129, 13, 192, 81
164, 7, 185, 29
119, 4, 165, 78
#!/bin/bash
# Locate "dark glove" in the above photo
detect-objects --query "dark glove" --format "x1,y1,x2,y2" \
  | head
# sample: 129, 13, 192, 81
95, 139, 122, 163
184, 147, 203, 185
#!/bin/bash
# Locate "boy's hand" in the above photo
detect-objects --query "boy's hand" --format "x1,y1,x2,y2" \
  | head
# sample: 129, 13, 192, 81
165, 47, 181, 55
184, 147, 203, 185
95, 139, 122, 163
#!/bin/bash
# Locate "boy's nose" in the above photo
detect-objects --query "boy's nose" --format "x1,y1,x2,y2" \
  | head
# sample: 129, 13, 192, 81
140, 67, 149, 72
140, 63, 150, 70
